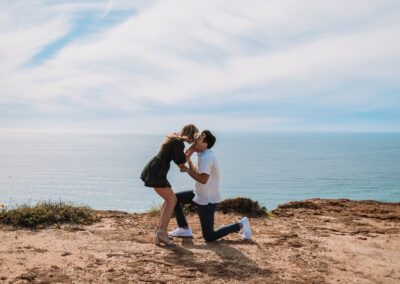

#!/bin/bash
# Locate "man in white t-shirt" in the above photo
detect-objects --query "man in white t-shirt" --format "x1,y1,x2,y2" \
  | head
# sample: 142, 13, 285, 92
169, 130, 251, 241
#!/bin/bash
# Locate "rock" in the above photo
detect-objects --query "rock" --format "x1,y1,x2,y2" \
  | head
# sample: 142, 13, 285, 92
20, 273, 35, 280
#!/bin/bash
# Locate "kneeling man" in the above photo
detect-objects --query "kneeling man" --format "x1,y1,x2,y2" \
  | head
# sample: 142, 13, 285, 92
169, 130, 251, 241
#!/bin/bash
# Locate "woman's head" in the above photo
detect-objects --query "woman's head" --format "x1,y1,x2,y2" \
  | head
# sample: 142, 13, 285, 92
180, 124, 199, 143
160, 124, 199, 150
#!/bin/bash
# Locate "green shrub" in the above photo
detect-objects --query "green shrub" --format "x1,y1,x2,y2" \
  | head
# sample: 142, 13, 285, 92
183, 197, 268, 217
0, 201, 99, 228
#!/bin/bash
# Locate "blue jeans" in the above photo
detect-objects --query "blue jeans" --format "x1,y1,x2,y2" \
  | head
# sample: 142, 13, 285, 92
174, 190, 241, 242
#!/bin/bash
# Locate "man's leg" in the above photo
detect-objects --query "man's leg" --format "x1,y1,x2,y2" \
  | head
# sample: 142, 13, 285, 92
198, 204, 241, 242
173, 190, 196, 228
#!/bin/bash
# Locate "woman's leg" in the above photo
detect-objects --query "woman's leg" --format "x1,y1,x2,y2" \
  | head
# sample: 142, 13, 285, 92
158, 202, 167, 228
154, 187, 177, 233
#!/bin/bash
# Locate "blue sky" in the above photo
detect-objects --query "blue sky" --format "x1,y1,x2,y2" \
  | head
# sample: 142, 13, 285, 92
0, 0, 399, 133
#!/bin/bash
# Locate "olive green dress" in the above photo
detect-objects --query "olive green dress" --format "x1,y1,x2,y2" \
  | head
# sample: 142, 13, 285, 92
141, 138, 186, 188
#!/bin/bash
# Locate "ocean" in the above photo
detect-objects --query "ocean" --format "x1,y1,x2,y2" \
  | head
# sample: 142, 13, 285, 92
0, 131, 399, 212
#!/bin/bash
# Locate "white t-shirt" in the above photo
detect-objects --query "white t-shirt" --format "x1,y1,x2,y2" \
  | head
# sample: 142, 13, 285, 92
192, 149, 222, 205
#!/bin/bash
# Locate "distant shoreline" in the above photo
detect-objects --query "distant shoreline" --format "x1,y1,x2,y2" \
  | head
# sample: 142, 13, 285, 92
1, 128, 400, 134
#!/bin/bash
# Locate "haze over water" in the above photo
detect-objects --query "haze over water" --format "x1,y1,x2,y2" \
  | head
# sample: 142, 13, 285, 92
0, 130, 399, 212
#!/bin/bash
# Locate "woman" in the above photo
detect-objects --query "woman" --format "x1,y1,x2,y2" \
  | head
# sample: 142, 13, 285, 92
141, 124, 198, 246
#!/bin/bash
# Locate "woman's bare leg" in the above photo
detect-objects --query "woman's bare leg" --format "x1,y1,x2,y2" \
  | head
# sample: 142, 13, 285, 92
158, 202, 167, 228
154, 187, 177, 235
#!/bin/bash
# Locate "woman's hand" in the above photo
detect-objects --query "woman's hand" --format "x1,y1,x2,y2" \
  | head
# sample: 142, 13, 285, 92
185, 146, 195, 159
180, 165, 189, 173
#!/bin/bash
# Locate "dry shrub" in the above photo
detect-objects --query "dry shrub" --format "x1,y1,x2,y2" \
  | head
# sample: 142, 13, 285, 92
147, 203, 162, 216
183, 197, 268, 217
0, 201, 99, 228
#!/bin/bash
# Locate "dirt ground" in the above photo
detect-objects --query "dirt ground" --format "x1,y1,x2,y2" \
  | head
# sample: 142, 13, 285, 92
0, 198, 399, 283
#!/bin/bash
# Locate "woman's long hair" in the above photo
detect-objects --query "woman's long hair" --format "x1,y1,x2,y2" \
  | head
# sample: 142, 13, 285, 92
160, 124, 199, 150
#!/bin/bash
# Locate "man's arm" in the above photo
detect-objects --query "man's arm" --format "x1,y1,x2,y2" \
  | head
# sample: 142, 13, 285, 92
180, 165, 209, 184
187, 158, 196, 172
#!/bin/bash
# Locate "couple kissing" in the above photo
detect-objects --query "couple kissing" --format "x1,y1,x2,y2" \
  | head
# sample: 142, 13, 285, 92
141, 124, 251, 246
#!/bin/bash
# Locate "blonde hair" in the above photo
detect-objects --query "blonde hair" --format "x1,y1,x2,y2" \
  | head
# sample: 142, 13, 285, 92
160, 124, 199, 150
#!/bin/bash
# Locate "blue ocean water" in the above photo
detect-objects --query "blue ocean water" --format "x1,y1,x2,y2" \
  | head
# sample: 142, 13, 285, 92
0, 131, 399, 212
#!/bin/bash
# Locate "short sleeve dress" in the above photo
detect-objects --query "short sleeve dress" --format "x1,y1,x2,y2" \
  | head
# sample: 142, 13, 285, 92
141, 138, 187, 188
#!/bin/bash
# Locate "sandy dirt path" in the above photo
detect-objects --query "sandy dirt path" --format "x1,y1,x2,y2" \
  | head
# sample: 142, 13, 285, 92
1, 199, 399, 283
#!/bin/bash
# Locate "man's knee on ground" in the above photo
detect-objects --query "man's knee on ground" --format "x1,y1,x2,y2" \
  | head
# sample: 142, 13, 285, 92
203, 232, 217, 242
204, 236, 217, 242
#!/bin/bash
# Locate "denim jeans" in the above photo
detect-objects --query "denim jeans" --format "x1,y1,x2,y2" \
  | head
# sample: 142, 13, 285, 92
174, 190, 241, 242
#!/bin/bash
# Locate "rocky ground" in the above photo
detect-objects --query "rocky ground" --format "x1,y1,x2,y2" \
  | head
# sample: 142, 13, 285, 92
0, 198, 399, 283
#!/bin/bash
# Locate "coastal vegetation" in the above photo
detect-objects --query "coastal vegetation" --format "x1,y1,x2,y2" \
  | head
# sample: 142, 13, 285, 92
187, 197, 268, 217
0, 201, 99, 228
0, 197, 267, 228
147, 197, 268, 217
147, 203, 163, 216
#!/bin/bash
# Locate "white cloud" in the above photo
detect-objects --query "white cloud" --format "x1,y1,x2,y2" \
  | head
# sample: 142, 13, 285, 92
0, 0, 399, 131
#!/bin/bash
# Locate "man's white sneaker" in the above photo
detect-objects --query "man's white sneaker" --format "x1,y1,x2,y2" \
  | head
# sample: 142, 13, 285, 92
239, 217, 252, 239
168, 227, 193, 238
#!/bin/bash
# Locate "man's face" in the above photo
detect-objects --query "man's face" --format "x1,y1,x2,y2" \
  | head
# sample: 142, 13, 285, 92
194, 134, 208, 152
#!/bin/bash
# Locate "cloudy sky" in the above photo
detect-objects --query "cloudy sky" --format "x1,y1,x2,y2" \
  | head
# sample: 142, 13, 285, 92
1, 0, 399, 133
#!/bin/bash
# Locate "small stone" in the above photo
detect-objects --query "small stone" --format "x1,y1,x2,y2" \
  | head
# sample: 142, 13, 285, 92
20, 273, 35, 280
1, 276, 7, 280
290, 242, 302, 248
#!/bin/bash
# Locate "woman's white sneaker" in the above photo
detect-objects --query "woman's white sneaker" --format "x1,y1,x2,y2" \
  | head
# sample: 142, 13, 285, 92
239, 217, 252, 239
168, 227, 193, 237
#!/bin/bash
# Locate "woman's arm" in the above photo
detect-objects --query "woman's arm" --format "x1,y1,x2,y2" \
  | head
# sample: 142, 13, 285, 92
174, 138, 195, 168
185, 145, 195, 159
177, 152, 195, 169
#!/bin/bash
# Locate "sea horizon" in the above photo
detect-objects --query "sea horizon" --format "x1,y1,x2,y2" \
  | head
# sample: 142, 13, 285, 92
1, 130, 399, 212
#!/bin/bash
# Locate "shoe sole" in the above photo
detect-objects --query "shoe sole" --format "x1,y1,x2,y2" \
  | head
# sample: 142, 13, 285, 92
168, 235, 193, 238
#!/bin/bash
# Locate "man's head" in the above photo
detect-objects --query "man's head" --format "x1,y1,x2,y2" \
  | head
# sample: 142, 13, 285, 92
195, 130, 216, 152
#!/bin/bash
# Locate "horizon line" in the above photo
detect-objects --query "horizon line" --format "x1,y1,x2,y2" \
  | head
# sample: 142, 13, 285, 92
1, 128, 399, 135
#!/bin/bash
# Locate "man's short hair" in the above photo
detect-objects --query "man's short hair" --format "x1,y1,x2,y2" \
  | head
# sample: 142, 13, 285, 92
202, 130, 216, 149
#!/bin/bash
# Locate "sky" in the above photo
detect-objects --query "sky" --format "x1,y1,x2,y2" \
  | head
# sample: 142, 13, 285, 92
1, 0, 399, 133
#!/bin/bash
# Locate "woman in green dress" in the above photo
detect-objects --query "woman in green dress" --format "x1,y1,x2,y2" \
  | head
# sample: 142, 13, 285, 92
141, 124, 198, 245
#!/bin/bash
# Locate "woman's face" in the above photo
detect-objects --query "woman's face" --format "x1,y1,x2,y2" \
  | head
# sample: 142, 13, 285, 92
185, 132, 197, 144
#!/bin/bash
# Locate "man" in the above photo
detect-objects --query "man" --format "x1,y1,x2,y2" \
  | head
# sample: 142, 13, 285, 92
169, 130, 251, 242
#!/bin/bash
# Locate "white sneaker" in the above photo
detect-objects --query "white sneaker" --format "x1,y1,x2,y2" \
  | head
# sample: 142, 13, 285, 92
168, 227, 193, 238
239, 217, 252, 239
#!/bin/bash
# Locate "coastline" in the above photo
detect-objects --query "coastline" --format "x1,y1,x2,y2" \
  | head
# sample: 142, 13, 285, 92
1, 198, 399, 283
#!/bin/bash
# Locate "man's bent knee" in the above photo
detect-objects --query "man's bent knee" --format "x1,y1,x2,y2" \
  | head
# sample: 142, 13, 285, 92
203, 232, 217, 242
204, 236, 217, 242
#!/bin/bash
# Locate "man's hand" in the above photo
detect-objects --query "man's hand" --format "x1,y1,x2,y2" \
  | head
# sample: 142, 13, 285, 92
180, 165, 209, 184
180, 165, 189, 173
